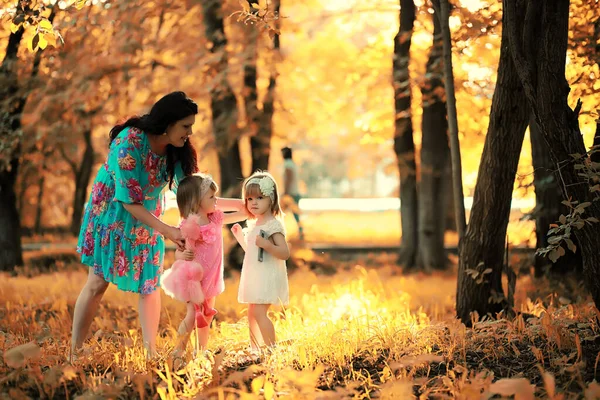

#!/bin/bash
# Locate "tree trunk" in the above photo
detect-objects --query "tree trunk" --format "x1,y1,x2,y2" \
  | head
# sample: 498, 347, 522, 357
0, 27, 25, 270
456, 0, 529, 324
201, 0, 243, 195
419, 4, 449, 271
530, 115, 582, 276
440, 0, 466, 240
444, 163, 456, 231
393, 0, 418, 268
505, 0, 600, 310
70, 129, 94, 235
251, 0, 280, 174
34, 175, 45, 234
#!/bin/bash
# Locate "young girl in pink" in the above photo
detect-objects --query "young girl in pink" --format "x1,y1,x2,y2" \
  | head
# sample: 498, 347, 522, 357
161, 173, 247, 353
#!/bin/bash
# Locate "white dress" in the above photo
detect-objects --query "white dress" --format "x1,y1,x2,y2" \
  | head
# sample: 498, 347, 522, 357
238, 218, 289, 305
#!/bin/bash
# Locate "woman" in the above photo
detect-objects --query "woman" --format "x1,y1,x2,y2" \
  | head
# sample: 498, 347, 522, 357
71, 91, 199, 359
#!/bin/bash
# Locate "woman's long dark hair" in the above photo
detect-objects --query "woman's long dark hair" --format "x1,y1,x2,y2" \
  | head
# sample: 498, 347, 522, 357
109, 91, 199, 188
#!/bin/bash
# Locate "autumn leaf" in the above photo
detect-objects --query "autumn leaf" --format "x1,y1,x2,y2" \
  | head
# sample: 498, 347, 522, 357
39, 18, 53, 33
264, 379, 275, 399
38, 34, 49, 50
565, 238, 577, 253
3, 341, 41, 368
239, 0, 250, 13
10, 22, 21, 34
251, 376, 265, 394
28, 34, 40, 52
488, 378, 535, 400
540, 371, 556, 398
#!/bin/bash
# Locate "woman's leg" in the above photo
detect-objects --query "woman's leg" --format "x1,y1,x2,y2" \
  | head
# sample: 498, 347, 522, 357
247, 304, 264, 350
197, 297, 216, 350
139, 289, 161, 358
249, 304, 275, 346
71, 267, 110, 355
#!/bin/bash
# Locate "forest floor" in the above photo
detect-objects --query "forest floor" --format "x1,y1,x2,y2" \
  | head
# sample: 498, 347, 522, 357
1, 246, 599, 399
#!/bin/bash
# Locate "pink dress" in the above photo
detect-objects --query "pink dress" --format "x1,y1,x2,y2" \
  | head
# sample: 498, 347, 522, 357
160, 211, 225, 326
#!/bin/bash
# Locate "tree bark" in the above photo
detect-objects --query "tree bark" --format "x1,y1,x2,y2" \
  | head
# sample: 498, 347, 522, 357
530, 115, 582, 276
505, 0, 600, 310
456, 0, 529, 324
440, 0, 466, 240
201, 0, 243, 195
0, 27, 26, 270
70, 129, 94, 235
419, 4, 449, 271
393, 0, 418, 268
34, 171, 46, 234
251, 0, 280, 173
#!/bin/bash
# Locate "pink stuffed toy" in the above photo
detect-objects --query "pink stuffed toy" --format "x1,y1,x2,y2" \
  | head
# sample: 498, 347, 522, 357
160, 214, 219, 328
161, 215, 206, 304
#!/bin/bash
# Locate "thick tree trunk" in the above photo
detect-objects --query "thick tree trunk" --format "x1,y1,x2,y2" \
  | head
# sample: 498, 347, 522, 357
419, 6, 449, 271
251, 0, 280, 174
393, 0, 418, 268
0, 27, 25, 270
70, 129, 94, 235
530, 116, 582, 276
505, 0, 600, 310
202, 0, 243, 195
456, 0, 529, 323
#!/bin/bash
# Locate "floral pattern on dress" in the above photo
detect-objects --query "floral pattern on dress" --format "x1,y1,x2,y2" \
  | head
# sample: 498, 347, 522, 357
76, 127, 184, 294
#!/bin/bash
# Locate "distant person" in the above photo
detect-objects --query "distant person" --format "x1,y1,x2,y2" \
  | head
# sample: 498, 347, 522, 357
72, 92, 199, 360
281, 146, 304, 240
231, 171, 290, 350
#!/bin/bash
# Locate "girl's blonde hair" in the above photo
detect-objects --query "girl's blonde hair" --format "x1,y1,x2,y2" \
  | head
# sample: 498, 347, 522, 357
176, 173, 219, 218
242, 171, 282, 219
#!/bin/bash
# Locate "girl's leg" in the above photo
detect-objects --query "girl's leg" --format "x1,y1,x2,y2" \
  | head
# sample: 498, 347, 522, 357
197, 297, 216, 350
178, 303, 196, 335
249, 304, 275, 346
247, 304, 264, 350
174, 303, 196, 352
139, 289, 161, 358
71, 267, 110, 356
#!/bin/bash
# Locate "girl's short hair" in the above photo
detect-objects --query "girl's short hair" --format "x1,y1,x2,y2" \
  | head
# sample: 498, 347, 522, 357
242, 171, 282, 219
176, 173, 218, 218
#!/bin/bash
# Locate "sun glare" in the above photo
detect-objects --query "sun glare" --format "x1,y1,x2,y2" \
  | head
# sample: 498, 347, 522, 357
459, 0, 487, 12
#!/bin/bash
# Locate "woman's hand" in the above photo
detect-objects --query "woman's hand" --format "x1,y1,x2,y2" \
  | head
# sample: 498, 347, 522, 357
164, 226, 186, 251
175, 249, 195, 261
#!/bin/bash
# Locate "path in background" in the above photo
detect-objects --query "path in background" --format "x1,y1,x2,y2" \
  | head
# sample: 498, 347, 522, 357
24, 197, 536, 251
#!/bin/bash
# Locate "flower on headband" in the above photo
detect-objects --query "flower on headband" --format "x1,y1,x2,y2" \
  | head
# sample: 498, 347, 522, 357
259, 178, 275, 199
248, 176, 275, 200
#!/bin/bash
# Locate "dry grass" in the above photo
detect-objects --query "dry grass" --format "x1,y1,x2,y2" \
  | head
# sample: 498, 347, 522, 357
1, 251, 599, 399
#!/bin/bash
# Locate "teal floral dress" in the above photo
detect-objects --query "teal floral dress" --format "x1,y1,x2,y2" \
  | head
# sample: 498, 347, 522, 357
77, 127, 184, 294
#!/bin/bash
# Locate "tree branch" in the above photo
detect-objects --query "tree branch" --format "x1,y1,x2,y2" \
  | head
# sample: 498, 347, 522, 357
57, 143, 77, 176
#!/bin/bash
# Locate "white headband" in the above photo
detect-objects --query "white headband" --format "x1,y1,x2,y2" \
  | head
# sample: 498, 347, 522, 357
246, 176, 275, 201
199, 174, 217, 198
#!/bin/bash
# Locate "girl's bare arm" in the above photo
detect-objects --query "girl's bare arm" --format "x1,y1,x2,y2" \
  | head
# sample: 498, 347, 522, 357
216, 197, 245, 212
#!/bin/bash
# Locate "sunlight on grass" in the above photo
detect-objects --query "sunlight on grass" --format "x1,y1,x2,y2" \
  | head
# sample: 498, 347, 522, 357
1, 261, 598, 398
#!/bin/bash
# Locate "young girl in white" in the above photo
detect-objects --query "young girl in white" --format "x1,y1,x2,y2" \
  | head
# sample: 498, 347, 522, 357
161, 173, 247, 354
231, 171, 290, 349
